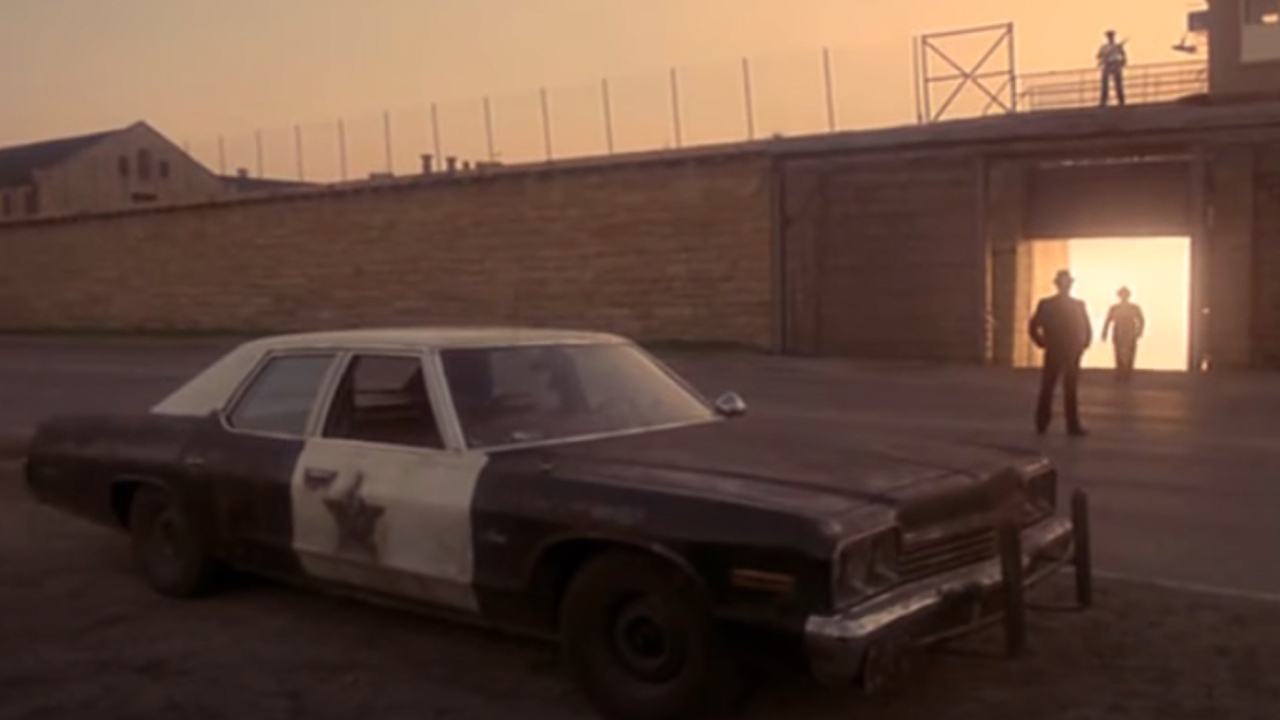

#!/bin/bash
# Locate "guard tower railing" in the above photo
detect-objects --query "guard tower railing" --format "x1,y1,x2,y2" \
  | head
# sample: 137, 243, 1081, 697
1016, 59, 1208, 112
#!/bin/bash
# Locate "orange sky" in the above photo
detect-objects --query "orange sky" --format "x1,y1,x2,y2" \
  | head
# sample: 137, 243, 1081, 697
0, 0, 1203, 176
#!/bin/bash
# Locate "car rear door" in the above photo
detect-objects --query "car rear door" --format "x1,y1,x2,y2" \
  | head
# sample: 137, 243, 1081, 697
289, 350, 487, 613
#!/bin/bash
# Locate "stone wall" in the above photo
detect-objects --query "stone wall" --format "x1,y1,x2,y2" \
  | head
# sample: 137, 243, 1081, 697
0, 155, 776, 348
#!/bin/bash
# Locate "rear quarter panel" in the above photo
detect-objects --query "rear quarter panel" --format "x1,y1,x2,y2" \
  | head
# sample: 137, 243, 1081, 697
24, 413, 208, 530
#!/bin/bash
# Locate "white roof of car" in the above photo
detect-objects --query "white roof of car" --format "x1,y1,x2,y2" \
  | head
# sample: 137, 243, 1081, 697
241, 326, 626, 351
151, 326, 627, 417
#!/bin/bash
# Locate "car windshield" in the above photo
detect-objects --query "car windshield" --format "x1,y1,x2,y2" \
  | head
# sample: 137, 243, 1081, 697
439, 342, 716, 449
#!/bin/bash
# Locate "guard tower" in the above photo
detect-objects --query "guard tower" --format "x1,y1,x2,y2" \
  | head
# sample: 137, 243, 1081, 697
1207, 0, 1280, 97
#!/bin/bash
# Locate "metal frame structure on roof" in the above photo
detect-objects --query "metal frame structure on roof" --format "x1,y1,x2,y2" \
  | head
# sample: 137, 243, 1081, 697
914, 22, 1018, 124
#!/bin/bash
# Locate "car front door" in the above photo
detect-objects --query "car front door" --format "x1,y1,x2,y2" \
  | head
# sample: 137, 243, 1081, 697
289, 351, 487, 613
194, 350, 341, 576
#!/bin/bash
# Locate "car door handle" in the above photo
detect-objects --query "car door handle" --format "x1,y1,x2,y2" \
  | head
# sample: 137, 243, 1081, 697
303, 467, 339, 490
184, 456, 206, 470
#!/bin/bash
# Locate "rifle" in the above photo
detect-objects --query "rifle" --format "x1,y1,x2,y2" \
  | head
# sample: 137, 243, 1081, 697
1098, 37, 1129, 68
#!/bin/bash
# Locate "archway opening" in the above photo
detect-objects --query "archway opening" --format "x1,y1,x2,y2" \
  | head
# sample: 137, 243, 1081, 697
1013, 236, 1192, 372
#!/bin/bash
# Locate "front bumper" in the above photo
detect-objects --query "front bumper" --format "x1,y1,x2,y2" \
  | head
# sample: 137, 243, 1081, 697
804, 514, 1078, 686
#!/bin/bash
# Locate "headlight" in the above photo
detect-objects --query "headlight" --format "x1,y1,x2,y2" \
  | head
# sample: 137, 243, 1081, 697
1024, 466, 1058, 514
833, 529, 900, 608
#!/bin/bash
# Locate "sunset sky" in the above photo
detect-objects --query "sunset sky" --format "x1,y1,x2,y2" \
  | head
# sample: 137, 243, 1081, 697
1, 0, 1204, 177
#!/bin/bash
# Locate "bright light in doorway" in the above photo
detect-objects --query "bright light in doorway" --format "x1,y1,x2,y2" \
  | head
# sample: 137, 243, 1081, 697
1067, 236, 1191, 371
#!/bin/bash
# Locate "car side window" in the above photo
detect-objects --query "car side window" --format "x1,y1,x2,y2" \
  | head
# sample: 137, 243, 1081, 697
226, 354, 336, 436
322, 354, 445, 450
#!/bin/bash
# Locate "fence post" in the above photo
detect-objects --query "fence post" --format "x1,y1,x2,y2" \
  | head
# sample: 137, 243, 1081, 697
823, 47, 836, 132
295, 125, 304, 181
540, 87, 553, 161
742, 58, 755, 140
998, 522, 1027, 657
217, 136, 226, 175
338, 119, 347, 181
431, 103, 442, 163
669, 67, 682, 149
384, 110, 393, 174
601, 78, 615, 155
255, 130, 264, 177
483, 96, 496, 162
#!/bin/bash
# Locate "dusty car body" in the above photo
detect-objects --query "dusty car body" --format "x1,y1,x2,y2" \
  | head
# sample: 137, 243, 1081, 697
23, 328, 1090, 720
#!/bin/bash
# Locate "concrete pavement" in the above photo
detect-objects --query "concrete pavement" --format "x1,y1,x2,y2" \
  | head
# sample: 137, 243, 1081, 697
3, 335, 1280, 599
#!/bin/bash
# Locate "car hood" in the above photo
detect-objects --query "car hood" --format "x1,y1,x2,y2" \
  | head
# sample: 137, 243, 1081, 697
522, 415, 1044, 534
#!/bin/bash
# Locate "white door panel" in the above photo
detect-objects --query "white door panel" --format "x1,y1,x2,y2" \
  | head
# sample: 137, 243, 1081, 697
290, 437, 488, 612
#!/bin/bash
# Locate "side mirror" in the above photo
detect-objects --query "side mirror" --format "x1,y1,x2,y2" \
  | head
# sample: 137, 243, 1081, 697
713, 391, 748, 418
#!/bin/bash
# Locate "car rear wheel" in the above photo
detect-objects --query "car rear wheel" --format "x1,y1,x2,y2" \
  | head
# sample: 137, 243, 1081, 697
128, 486, 215, 598
559, 550, 740, 720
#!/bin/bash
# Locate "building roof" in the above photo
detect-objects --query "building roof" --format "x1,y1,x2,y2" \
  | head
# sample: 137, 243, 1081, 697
220, 175, 316, 193
0, 129, 120, 187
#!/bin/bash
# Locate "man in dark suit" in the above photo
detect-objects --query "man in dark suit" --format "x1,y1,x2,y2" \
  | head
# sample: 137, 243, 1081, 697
1029, 270, 1092, 437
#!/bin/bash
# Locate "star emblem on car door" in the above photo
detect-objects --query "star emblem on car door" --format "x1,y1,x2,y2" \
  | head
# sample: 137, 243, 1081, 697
322, 472, 384, 560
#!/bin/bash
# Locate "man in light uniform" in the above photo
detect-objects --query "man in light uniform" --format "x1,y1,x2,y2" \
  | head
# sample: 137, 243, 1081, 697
1097, 30, 1127, 107
1102, 286, 1145, 382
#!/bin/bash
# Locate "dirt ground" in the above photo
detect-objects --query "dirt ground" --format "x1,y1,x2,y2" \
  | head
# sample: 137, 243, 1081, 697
2, 461, 1278, 720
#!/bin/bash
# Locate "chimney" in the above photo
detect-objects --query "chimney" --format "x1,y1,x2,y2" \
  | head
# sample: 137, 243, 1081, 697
461, 160, 472, 172
445, 156, 458, 174
420, 154, 434, 175
236, 168, 249, 178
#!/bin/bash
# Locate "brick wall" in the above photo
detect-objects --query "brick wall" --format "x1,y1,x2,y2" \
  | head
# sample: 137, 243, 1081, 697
0, 155, 775, 347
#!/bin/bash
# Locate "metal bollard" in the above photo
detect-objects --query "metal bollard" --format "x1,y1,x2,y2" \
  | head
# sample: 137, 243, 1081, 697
1071, 489, 1094, 608
997, 522, 1026, 657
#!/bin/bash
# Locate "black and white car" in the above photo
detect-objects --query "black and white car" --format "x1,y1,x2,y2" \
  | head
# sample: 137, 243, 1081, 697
23, 328, 1091, 720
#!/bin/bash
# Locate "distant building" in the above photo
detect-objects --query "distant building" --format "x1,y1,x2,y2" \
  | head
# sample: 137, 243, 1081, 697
0, 122, 230, 221
0, 121, 314, 223
220, 167, 315, 196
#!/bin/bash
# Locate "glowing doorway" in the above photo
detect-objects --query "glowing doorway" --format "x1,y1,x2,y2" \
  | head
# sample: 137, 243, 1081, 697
1015, 236, 1192, 372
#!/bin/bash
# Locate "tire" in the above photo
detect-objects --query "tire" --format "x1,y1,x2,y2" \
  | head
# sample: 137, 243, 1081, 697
559, 550, 740, 720
128, 485, 216, 598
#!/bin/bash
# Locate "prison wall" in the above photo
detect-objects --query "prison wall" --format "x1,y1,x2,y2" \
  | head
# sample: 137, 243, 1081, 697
0, 155, 776, 348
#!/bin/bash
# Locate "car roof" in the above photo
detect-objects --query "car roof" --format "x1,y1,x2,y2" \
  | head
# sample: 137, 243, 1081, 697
151, 326, 631, 418
240, 326, 627, 352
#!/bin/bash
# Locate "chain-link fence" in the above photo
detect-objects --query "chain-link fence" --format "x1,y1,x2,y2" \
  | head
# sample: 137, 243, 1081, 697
184, 46, 1208, 185
184, 46, 921, 184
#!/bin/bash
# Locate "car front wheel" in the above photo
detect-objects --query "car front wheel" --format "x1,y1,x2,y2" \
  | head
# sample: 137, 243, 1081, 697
559, 550, 739, 720
128, 485, 215, 598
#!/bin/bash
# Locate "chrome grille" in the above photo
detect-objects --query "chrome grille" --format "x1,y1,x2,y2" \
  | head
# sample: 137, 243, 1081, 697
897, 526, 998, 583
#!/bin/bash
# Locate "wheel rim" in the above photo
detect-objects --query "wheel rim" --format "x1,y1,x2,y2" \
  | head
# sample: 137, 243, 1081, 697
147, 511, 186, 580
610, 596, 687, 682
